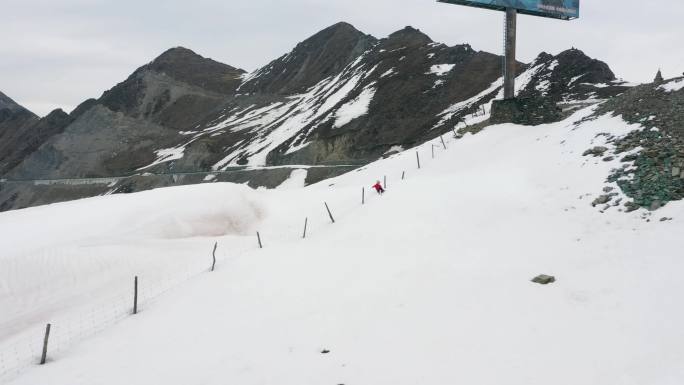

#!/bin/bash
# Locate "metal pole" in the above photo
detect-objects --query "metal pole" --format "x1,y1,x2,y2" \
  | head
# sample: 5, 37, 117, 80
133, 276, 138, 314
504, 7, 517, 99
211, 242, 217, 272
302, 217, 308, 239
40, 323, 51, 365
324, 202, 335, 223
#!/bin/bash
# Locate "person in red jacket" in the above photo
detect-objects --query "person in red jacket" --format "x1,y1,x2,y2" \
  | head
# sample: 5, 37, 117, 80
372, 180, 385, 194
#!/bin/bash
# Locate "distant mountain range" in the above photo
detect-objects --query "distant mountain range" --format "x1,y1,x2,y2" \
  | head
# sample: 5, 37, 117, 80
0, 22, 644, 211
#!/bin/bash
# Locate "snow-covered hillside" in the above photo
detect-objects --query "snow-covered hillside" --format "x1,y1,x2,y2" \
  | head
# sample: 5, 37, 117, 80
1, 106, 683, 385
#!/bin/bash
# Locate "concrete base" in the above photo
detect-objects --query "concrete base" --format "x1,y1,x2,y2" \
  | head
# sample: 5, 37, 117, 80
490, 98, 562, 125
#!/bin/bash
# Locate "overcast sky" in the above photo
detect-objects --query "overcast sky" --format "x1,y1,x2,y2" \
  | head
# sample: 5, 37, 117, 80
2, 0, 682, 116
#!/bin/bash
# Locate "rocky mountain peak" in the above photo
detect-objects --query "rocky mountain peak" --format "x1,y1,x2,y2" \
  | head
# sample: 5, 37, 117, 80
534, 52, 555, 63
0, 91, 34, 116
151, 46, 199, 63
386, 26, 433, 48
503, 48, 631, 124
96, 46, 246, 120
146, 47, 246, 94
239, 22, 377, 95
554, 48, 616, 83
305, 21, 367, 43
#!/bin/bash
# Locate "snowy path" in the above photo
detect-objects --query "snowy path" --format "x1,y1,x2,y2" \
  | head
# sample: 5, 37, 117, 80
1, 107, 683, 384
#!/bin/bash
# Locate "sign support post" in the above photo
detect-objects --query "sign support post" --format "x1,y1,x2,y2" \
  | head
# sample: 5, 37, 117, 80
503, 7, 517, 99
437, 0, 578, 123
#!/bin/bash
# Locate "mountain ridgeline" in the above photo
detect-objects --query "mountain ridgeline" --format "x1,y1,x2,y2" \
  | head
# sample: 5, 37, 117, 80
0, 22, 638, 211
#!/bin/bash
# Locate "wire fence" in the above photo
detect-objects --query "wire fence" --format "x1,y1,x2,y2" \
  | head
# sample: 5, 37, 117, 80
0, 243, 251, 383
0, 135, 454, 383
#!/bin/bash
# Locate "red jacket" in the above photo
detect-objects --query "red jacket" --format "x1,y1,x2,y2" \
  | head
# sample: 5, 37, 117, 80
373, 182, 383, 192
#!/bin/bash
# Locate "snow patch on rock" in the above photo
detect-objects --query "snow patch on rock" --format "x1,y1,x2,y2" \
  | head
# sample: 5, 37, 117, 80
427, 64, 455, 76
333, 85, 376, 128
659, 78, 684, 93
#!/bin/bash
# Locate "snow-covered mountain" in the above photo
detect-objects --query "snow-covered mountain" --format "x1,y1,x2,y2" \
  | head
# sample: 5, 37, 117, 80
0, 22, 628, 212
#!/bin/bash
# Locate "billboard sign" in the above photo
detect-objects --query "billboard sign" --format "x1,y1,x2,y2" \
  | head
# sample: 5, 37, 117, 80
437, 0, 579, 20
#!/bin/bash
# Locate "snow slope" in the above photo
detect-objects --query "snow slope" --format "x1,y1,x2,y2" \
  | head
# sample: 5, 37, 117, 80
2, 106, 683, 385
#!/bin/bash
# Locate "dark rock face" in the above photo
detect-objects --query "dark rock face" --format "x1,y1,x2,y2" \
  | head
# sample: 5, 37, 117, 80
2, 109, 73, 174
6, 105, 182, 180
0, 107, 40, 175
0, 94, 75, 176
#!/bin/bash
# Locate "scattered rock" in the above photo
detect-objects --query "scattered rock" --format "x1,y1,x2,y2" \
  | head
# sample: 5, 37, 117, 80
603, 186, 615, 193
624, 201, 640, 212
660, 217, 673, 222
321, 349, 330, 354
650, 200, 663, 210
582, 146, 608, 157
602, 156, 615, 162
592, 194, 613, 207
531, 275, 556, 285
672, 167, 681, 177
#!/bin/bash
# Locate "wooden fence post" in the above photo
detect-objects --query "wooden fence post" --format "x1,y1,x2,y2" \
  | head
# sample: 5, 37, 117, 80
416, 152, 421, 169
402, 171, 405, 180
440, 135, 446, 149
362, 187, 365, 205
257, 232, 263, 248
432, 145, 435, 159
302, 217, 308, 239
40, 323, 51, 365
383, 175, 387, 189
133, 276, 138, 315
324, 202, 335, 223
211, 242, 217, 272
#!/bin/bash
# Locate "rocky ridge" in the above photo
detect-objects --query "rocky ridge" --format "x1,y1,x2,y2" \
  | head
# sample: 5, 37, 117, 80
587, 77, 684, 211
0, 23, 633, 211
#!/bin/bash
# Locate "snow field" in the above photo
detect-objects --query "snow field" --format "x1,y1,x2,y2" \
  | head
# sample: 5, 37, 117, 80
1, 106, 683, 384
